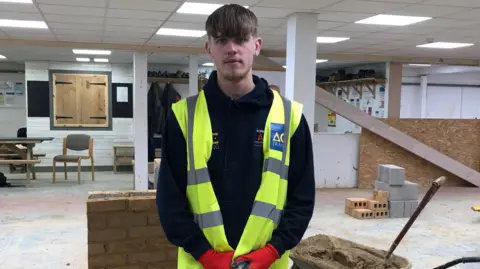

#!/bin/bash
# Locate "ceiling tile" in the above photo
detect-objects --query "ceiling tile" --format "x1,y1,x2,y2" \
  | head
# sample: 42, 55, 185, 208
106, 18, 163, 28
420, 0, 480, 8
53, 29, 103, 36
249, 7, 304, 18
109, 0, 181, 12
415, 18, 479, 28
105, 25, 158, 34
442, 9, 480, 20
107, 9, 170, 20
258, 18, 286, 28
44, 14, 104, 24
148, 36, 198, 46
36, 0, 108, 7
103, 38, 148, 45
256, 0, 342, 10
104, 31, 153, 39
162, 21, 206, 31
361, 0, 423, 2
390, 4, 470, 17
49, 23, 104, 31
0, 3, 39, 13
192, 0, 262, 4
317, 12, 374, 23
38, 4, 106, 16
317, 21, 347, 30
382, 25, 445, 35
260, 34, 286, 46
0, 11, 44, 21
331, 23, 394, 33
322, 0, 408, 13
56, 34, 103, 42
317, 30, 366, 38
168, 13, 208, 24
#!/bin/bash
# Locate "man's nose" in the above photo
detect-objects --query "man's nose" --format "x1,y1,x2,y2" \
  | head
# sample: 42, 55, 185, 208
225, 40, 238, 54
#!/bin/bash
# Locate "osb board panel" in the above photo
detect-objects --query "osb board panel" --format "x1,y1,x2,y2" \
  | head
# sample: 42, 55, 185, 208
359, 119, 480, 188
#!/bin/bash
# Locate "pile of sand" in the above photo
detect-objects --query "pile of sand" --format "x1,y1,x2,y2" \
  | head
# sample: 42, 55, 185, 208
290, 234, 411, 269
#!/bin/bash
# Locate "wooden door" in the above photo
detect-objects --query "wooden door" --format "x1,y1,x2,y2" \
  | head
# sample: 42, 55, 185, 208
79, 74, 108, 127
53, 74, 78, 126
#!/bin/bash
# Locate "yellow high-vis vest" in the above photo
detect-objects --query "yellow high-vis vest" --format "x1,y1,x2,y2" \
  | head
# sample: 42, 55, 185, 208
171, 88, 303, 269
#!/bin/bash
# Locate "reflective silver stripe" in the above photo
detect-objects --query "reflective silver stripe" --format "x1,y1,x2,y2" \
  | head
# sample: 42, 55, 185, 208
263, 158, 289, 180
187, 167, 211, 186
193, 210, 223, 229
280, 96, 292, 166
251, 201, 282, 224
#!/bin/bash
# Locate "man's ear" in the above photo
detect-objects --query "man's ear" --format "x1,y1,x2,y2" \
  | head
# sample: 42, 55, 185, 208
254, 37, 263, 56
205, 40, 211, 55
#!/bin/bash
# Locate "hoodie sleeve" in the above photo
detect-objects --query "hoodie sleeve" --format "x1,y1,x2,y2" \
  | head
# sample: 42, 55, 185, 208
156, 111, 212, 260
267, 114, 316, 256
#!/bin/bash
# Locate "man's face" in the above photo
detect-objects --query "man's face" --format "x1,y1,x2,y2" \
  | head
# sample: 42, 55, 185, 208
205, 35, 262, 82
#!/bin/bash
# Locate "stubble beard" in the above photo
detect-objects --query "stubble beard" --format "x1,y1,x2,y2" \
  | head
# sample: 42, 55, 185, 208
220, 65, 250, 83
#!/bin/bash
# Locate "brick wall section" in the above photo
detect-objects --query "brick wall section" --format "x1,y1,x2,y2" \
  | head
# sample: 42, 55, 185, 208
87, 190, 177, 269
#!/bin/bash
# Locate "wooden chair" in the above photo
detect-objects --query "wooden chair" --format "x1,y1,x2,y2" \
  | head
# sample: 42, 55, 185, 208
52, 134, 94, 184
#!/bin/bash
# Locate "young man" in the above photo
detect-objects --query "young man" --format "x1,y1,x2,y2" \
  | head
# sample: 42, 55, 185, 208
156, 4, 315, 269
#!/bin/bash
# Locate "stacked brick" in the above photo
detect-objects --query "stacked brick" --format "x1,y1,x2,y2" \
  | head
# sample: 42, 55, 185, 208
87, 190, 177, 269
375, 164, 420, 218
345, 164, 420, 219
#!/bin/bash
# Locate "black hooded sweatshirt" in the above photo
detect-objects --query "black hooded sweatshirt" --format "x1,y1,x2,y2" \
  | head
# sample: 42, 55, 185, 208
156, 71, 315, 260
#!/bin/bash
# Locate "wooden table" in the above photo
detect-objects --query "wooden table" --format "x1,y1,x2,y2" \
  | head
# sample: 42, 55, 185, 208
0, 137, 54, 184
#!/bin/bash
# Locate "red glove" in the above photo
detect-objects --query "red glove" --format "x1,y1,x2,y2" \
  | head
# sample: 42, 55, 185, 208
234, 244, 280, 269
198, 249, 234, 269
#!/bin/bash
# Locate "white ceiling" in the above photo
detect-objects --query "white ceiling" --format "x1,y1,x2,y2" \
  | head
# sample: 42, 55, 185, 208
0, 0, 479, 65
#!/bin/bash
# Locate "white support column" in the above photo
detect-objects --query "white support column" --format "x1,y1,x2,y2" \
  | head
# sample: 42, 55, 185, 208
133, 52, 149, 190
189, 54, 199, 96
285, 12, 318, 135
420, 75, 428, 118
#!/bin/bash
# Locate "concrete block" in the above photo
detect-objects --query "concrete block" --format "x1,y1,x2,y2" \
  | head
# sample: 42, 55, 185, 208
375, 180, 420, 201
404, 200, 419, 218
351, 209, 374, 219
379, 164, 405, 186
389, 200, 405, 218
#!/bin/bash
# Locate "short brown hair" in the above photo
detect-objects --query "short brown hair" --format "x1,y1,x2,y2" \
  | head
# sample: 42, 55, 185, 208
205, 4, 258, 40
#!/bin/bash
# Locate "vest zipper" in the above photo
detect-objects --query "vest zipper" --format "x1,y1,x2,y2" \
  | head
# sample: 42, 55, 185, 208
224, 100, 232, 175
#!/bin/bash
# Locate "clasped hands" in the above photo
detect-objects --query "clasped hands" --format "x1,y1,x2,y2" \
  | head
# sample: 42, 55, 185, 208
198, 244, 279, 269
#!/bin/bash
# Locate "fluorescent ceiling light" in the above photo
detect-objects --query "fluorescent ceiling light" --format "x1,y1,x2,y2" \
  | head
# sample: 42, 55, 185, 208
0, 55, 6, 59
416, 42, 474, 49
157, 27, 206, 37
282, 65, 286, 69
409, 63, 431, 66
177, 2, 248, 15
76, 58, 90, 62
94, 58, 109, 63
0, 19, 47, 29
72, 49, 111, 55
355, 14, 431, 26
202, 62, 214, 66
0, 0, 32, 3
317, 36, 349, 43
316, 59, 328, 63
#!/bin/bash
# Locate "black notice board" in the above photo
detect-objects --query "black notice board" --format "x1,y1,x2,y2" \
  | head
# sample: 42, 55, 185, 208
112, 83, 133, 118
27, 81, 50, 117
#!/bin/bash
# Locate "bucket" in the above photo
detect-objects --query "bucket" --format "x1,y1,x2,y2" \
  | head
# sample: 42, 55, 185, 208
290, 234, 412, 269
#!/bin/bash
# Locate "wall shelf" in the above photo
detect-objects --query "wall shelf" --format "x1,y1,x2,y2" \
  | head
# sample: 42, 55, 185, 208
147, 77, 207, 85
317, 77, 386, 99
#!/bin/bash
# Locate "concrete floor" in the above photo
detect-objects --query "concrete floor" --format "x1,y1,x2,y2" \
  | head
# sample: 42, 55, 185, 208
0, 171, 479, 269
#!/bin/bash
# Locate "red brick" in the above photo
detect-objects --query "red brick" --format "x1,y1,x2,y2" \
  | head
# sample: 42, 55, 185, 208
148, 262, 177, 269
106, 239, 147, 254
88, 213, 107, 230
128, 197, 157, 212
351, 209, 374, 220
87, 198, 127, 213
89, 254, 127, 267
147, 213, 160, 225
128, 252, 166, 264
345, 198, 368, 209
374, 210, 389, 219
88, 243, 106, 256
129, 226, 163, 239
145, 237, 170, 250
89, 229, 127, 243
106, 212, 147, 228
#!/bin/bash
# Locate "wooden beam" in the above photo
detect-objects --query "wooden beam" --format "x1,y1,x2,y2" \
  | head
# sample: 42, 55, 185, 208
315, 86, 480, 187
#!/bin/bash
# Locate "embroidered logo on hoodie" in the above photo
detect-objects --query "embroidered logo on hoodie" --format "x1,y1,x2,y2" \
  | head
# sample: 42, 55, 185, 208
270, 123, 284, 151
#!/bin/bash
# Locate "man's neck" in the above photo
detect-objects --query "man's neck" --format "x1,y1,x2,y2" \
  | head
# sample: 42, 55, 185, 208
217, 72, 255, 100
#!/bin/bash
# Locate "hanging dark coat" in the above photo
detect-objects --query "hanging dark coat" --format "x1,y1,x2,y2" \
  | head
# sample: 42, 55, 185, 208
147, 82, 165, 136
160, 82, 181, 132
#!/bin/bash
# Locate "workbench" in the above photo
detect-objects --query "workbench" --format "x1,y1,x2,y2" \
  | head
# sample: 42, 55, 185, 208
0, 137, 54, 184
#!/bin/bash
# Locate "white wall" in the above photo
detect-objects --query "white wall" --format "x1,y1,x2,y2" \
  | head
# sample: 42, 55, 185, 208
0, 72, 26, 137
401, 67, 480, 119
26, 61, 134, 167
